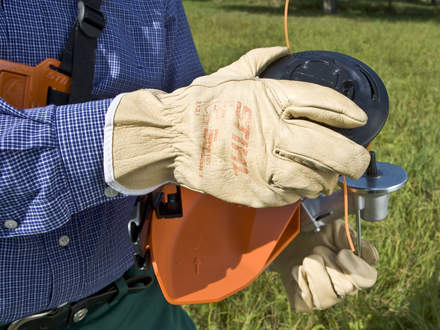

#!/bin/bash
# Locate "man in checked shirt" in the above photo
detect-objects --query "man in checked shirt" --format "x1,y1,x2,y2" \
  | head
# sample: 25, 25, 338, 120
0, 1, 378, 329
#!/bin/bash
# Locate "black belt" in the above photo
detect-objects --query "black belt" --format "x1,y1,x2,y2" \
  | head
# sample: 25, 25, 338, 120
5, 273, 153, 330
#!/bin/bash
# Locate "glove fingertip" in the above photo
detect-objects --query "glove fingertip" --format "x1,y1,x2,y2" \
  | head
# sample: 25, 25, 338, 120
336, 250, 377, 289
360, 240, 380, 266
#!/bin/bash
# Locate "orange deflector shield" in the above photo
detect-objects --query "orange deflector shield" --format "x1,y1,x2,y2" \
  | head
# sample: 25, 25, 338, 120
150, 185, 301, 305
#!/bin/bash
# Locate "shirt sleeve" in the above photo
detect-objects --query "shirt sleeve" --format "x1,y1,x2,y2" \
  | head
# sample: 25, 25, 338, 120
0, 97, 125, 237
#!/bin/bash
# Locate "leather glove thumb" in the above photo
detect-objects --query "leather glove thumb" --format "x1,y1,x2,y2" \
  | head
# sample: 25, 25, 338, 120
271, 220, 378, 312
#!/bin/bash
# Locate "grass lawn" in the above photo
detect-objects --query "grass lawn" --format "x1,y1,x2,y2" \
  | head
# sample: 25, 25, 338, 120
181, 1, 440, 329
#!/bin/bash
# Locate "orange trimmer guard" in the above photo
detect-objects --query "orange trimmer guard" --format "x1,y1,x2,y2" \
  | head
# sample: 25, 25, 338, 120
150, 185, 301, 305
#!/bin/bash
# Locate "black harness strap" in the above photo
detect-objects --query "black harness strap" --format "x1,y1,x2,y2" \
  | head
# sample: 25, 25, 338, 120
48, 0, 105, 105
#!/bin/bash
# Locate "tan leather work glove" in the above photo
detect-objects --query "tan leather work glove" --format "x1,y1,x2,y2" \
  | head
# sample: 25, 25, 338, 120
270, 220, 378, 312
104, 47, 370, 207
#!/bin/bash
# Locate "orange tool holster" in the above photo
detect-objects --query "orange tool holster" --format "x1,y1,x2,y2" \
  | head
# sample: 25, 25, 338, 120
0, 58, 70, 109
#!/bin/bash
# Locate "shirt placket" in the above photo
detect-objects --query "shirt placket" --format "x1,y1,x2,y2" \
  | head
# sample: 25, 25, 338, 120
44, 218, 86, 309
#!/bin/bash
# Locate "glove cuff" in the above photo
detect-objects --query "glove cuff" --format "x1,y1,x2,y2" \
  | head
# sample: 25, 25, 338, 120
104, 90, 178, 195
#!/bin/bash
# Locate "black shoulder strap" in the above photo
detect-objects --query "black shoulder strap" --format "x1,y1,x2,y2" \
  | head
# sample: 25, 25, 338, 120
49, 0, 105, 105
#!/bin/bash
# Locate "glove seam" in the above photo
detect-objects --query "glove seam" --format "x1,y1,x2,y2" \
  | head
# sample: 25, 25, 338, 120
187, 77, 260, 90
272, 148, 334, 173
261, 80, 286, 117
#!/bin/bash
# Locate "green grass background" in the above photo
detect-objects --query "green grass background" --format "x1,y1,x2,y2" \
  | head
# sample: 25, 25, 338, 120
181, 1, 440, 329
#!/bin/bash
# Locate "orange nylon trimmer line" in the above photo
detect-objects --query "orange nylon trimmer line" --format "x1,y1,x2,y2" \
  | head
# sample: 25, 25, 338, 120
284, 0, 291, 50
342, 176, 356, 252
284, 0, 356, 252
342, 143, 372, 253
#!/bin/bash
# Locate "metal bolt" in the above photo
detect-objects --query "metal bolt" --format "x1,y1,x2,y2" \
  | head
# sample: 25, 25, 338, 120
73, 308, 88, 323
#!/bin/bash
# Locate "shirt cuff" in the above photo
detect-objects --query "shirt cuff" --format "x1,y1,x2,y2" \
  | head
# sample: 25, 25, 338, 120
56, 98, 127, 214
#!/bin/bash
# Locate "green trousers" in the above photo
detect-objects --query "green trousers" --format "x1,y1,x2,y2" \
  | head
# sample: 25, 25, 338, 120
2, 266, 196, 330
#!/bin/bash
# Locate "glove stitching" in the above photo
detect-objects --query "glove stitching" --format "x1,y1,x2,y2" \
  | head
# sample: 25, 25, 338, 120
297, 105, 366, 125
261, 80, 286, 116
272, 148, 334, 173
292, 120, 365, 148
188, 77, 259, 90
267, 173, 286, 191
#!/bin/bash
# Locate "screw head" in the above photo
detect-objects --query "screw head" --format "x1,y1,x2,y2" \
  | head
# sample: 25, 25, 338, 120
73, 308, 88, 323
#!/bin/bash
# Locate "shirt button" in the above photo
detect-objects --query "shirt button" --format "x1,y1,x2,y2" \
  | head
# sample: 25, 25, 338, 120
4, 220, 18, 229
58, 235, 70, 247
104, 186, 119, 198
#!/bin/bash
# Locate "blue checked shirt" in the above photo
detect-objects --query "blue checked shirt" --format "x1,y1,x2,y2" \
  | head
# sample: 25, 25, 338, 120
0, 0, 203, 323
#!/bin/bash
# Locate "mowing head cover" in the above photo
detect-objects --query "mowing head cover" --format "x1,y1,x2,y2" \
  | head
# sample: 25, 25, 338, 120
260, 51, 389, 147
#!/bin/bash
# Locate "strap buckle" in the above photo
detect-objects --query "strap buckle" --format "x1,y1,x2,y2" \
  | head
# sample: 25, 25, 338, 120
128, 195, 154, 270
6, 273, 154, 330
154, 186, 183, 219
127, 187, 183, 270
7, 311, 53, 330
77, 1, 106, 38
66, 275, 153, 327
7, 304, 69, 330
